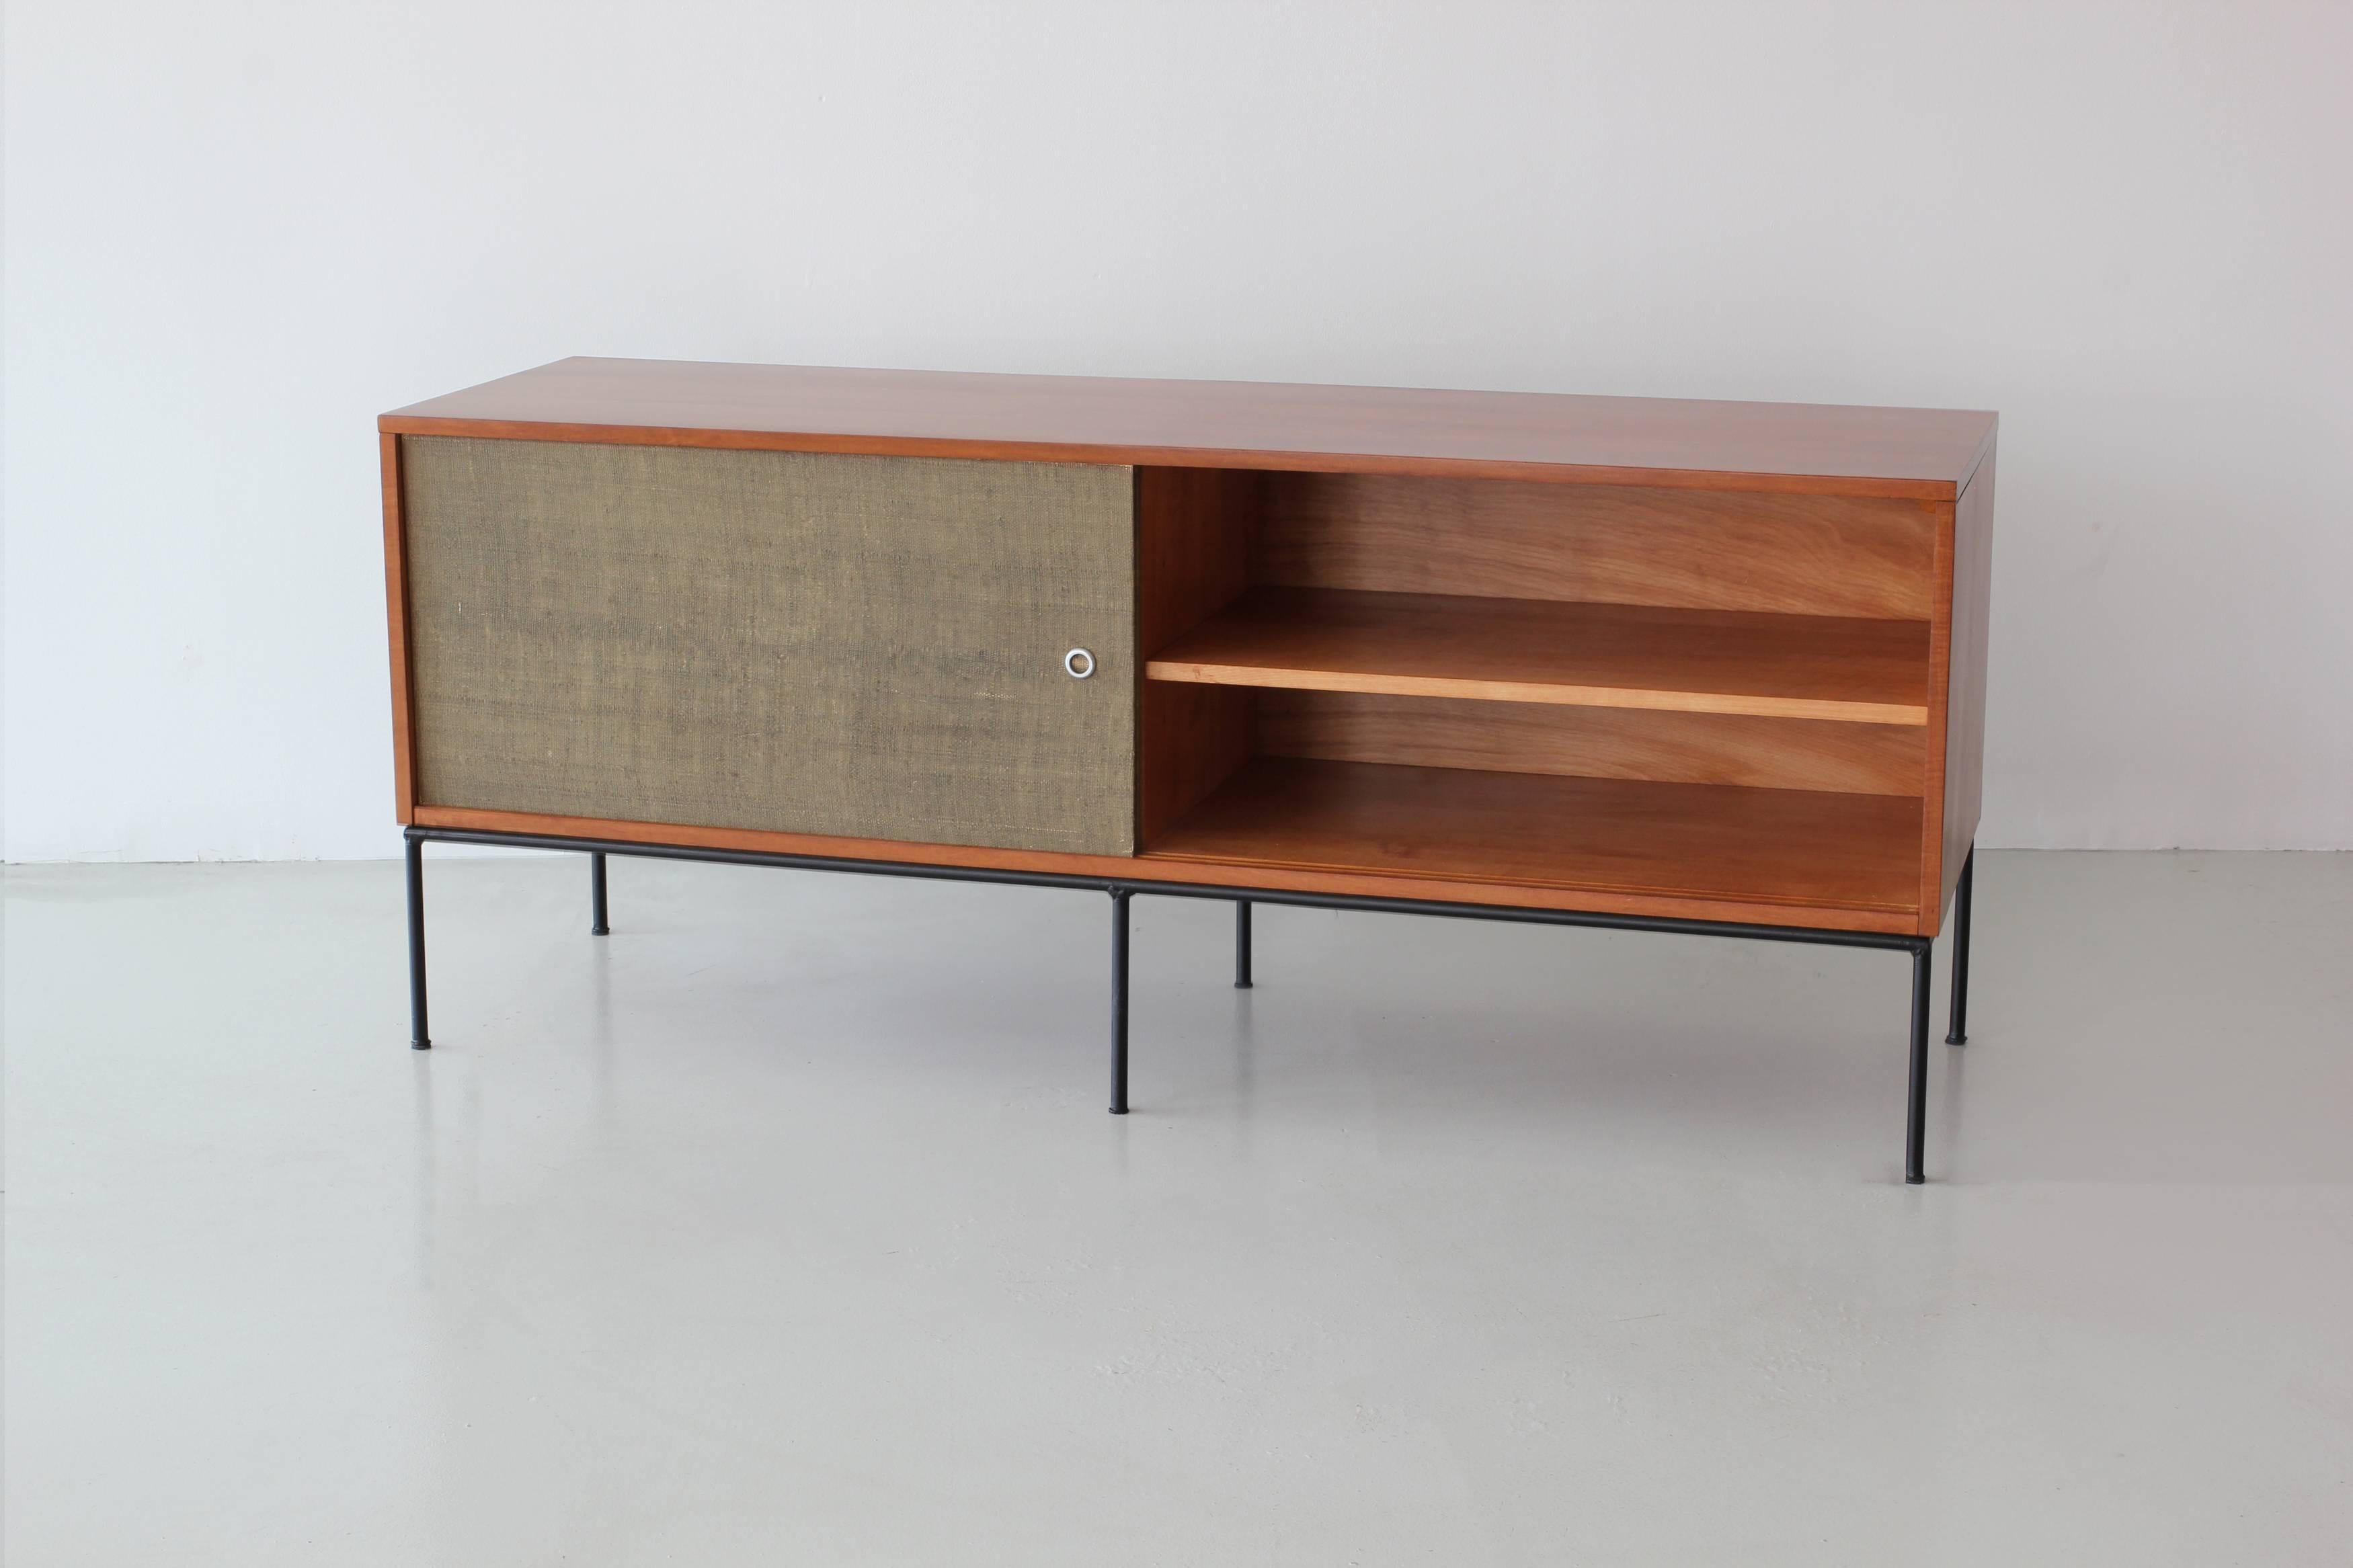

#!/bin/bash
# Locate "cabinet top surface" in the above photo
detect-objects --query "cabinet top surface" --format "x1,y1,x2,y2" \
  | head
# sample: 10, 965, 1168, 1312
383, 358, 1996, 498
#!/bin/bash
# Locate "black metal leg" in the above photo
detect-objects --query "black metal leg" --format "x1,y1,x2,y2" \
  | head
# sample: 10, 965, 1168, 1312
1945, 845, 1973, 1044
1110, 889, 1131, 1114
1905, 943, 1930, 1183
590, 851, 610, 936
1234, 899, 1253, 989
405, 831, 432, 1051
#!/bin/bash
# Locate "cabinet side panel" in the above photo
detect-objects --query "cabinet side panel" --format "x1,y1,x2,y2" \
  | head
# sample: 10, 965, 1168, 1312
381, 433, 416, 821
1137, 467, 1257, 845
403, 438, 1135, 854
1939, 451, 1995, 918
1138, 466, 1256, 652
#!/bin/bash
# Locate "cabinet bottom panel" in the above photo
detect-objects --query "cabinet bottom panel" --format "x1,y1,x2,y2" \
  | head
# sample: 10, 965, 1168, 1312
410, 798, 1924, 934
1146, 757, 1921, 917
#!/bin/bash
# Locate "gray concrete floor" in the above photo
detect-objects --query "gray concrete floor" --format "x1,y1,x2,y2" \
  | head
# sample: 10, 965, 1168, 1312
4, 851, 2349, 1564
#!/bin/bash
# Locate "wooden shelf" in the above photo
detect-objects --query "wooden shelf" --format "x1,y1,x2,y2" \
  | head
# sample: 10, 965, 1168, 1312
1146, 587, 1930, 726
1146, 757, 1923, 917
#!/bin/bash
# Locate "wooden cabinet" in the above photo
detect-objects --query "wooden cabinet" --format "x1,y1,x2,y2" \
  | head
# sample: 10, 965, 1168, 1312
384, 358, 1994, 1180
385, 358, 1993, 938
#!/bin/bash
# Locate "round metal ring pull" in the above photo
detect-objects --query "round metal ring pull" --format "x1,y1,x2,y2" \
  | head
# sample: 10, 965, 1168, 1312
1064, 647, 1097, 679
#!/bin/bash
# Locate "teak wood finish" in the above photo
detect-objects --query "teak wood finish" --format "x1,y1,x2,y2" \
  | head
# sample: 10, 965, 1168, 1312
1136, 467, 1258, 848
383, 359, 1993, 941
379, 432, 416, 822
1149, 758, 1923, 919
1253, 472, 1942, 620
384, 358, 1994, 499
1936, 454, 1997, 919
1252, 692, 1926, 798
1148, 587, 1931, 725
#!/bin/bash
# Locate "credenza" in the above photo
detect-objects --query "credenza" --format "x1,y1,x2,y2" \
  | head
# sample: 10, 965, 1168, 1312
382, 359, 1993, 1182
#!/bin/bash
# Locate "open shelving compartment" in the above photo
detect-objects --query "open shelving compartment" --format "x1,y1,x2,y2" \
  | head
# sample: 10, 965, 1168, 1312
1133, 466, 1942, 933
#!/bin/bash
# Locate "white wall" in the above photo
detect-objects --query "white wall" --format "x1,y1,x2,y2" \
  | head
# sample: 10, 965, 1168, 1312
7, 0, 2349, 860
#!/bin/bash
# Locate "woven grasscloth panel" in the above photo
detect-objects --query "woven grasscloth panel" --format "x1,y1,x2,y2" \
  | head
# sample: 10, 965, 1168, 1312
403, 438, 1136, 854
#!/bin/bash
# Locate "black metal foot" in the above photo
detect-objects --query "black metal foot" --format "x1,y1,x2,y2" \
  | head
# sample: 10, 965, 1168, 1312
405, 830, 432, 1050
1234, 898, 1253, 989
590, 851, 610, 936
1905, 943, 1929, 1182
1109, 889, 1131, 1114
1944, 845, 1972, 1044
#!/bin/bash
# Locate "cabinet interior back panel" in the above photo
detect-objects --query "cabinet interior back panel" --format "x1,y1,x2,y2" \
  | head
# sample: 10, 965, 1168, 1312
401, 437, 1137, 854
1255, 472, 1939, 618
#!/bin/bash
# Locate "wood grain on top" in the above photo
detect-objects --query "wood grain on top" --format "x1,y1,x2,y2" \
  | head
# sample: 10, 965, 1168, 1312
383, 358, 1997, 498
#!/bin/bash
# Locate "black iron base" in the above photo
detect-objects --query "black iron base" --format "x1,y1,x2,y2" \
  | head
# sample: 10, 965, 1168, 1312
405, 833, 431, 1051
1945, 848, 1973, 1045
402, 825, 1975, 1183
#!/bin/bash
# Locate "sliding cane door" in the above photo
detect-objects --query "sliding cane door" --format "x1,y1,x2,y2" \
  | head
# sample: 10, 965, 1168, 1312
400, 437, 1136, 854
